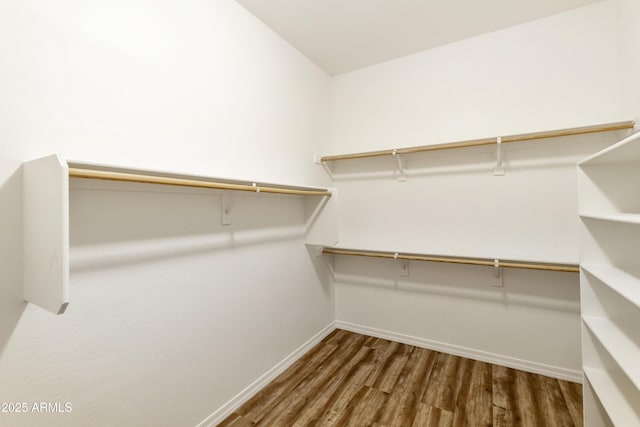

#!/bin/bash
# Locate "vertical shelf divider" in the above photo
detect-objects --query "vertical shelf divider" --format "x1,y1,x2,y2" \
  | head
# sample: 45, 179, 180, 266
23, 154, 70, 314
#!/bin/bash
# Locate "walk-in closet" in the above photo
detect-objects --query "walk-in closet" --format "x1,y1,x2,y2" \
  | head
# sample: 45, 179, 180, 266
1, 0, 638, 426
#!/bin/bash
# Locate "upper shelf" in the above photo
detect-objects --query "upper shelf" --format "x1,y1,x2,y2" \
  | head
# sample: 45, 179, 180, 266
67, 159, 332, 197
579, 127, 640, 166
580, 212, 640, 226
582, 264, 640, 311
23, 154, 332, 315
321, 120, 635, 162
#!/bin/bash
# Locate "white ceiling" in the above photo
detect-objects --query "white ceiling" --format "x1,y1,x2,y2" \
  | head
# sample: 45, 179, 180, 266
236, 0, 602, 75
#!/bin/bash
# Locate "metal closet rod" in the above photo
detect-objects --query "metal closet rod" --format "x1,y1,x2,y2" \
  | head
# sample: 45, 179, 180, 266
68, 168, 332, 197
322, 248, 580, 273
320, 120, 636, 162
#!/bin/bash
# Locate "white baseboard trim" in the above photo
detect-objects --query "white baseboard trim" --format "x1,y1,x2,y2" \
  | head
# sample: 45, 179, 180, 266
196, 321, 337, 427
336, 321, 582, 383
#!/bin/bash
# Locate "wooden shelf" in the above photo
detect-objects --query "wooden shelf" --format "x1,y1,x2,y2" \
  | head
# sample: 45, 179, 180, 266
583, 367, 640, 426
582, 264, 640, 310
322, 247, 579, 273
23, 154, 332, 315
580, 212, 640, 226
583, 315, 640, 391
321, 120, 635, 162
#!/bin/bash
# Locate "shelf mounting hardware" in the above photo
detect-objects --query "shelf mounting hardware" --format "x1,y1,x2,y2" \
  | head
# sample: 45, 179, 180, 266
493, 258, 504, 287
314, 154, 334, 179
222, 194, 234, 225
392, 150, 407, 182
400, 259, 409, 277
494, 136, 505, 176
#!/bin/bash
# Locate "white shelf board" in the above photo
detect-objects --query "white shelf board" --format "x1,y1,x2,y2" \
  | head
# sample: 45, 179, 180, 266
582, 264, 640, 310
584, 367, 640, 426
580, 212, 640, 226
67, 158, 330, 193
583, 315, 640, 391
579, 130, 640, 166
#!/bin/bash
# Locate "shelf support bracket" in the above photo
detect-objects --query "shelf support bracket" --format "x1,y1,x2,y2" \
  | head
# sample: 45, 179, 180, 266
400, 259, 409, 277
492, 259, 504, 287
222, 194, 234, 225
392, 150, 407, 182
494, 136, 505, 176
314, 154, 334, 179
321, 161, 334, 179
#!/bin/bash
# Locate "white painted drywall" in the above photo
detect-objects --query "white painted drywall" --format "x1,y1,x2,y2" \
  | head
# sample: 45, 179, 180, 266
331, 1, 621, 155
617, 0, 640, 119
329, 1, 623, 376
0, 0, 332, 425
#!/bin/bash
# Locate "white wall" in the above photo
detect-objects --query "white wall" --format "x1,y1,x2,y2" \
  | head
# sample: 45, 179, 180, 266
329, 1, 623, 379
617, 0, 640, 119
331, 1, 621, 155
0, 0, 332, 426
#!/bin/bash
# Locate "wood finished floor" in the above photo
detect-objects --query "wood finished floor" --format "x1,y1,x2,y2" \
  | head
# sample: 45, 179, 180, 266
219, 329, 583, 427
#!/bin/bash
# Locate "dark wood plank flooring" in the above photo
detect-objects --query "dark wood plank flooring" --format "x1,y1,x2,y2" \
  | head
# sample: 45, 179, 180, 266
219, 329, 583, 426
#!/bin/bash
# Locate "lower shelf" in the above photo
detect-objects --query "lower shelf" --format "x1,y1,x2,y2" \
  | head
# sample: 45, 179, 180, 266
583, 367, 640, 426
581, 264, 640, 310
583, 315, 640, 390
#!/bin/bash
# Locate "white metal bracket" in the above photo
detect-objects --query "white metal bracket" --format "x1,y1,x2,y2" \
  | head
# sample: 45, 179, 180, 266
251, 182, 260, 193
494, 136, 505, 176
492, 259, 504, 287
392, 150, 407, 182
222, 194, 234, 225
321, 161, 334, 179
392, 252, 409, 277
400, 259, 409, 277
314, 154, 334, 179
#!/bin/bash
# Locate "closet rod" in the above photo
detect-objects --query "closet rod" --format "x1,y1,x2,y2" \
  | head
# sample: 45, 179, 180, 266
322, 248, 579, 273
320, 120, 635, 162
68, 168, 332, 197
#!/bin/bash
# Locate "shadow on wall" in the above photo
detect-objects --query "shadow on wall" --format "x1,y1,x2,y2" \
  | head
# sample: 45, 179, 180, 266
330, 255, 580, 313
69, 182, 310, 272
305, 245, 333, 300
0, 167, 27, 357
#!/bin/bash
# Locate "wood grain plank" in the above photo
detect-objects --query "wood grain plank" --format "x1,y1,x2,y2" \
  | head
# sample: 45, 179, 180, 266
315, 348, 379, 425
536, 375, 575, 427
452, 360, 492, 427
411, 404, 453, 427
220, 331, 583, 427
257, 344, 377, 427
494, 365, 558, 426
291, 344, 376, 426
253, 370, 323, 426
558, 379, 584, 427
322, 329, 352, 347
365, 341, 414, 392
492, 364, 517, 427
422, 352, 463, 411
237, 341, 338, 422
217, 413, 254, 427
364, 336, 392, 353
344, 387, 388, 427
383, 347, 438, 427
